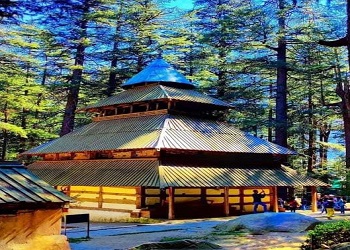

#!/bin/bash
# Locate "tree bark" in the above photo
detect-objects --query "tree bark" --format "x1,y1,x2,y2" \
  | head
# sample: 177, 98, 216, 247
318, 0, 350, 168
319, 123, 331, 169
59, 4, 89, 137
1, 101, 8, 160
319, 37, 348, 47
275, 0, 288, 148
105, 3, 124, 97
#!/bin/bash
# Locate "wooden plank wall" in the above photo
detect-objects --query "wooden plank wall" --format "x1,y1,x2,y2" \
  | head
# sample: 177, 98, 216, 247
59, 186, 137, 212
59, 186, 272, 214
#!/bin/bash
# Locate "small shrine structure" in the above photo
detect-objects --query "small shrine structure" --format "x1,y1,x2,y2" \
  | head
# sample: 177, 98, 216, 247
21, 58, 326, 219
0, 161, 71, 249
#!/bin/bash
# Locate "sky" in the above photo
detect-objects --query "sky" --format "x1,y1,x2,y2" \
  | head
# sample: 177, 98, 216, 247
168, 0, 194, 9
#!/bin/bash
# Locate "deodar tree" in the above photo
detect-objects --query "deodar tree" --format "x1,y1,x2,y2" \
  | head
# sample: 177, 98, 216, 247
318, 0, 350, 168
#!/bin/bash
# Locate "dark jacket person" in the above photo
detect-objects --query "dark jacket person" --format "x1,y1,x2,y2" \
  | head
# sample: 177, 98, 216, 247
252, 189, 267, 213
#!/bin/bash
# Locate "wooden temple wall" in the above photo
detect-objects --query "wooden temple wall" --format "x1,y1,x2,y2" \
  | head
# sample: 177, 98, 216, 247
59, 185, 272, 216
58, 186, 138, 212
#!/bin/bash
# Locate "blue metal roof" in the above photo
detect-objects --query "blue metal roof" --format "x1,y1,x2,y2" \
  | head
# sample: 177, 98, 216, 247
121, 58, 194, 88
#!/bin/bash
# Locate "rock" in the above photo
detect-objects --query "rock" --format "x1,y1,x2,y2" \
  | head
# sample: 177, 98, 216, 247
214, 212, 320, 234
130, 239, 222, 249
331, 242, 350, 250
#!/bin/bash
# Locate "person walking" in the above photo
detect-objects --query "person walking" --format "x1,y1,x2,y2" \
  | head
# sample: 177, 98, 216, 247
252, 189, 267, 213
338, 196, 346, 214
326, 195, 335, 219
288, 197, 299, 212
320, 196, 328, 214
301, 197, 308, 210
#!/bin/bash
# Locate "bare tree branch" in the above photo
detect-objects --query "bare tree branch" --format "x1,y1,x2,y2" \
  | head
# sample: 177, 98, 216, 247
319, 36, 349, 47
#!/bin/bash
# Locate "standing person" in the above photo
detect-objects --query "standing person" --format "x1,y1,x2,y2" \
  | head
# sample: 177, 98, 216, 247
326, 195, 335, 219
252, 189, 267, 213
320, 196, 328, 214
338, 196, 346, 214
160, 188, 167, 207
278, 198, 284, 207
301, 197, 308, 210
288, 197, 299, 212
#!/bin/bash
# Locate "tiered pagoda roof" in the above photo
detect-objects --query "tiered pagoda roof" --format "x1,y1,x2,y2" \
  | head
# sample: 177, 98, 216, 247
22, 113, 295, 155
22, 58, 295, 156
22, 58, 328, 189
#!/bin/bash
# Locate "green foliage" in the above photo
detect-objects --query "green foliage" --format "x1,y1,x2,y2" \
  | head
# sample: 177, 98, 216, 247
68, 237, 91, 243
302, 220, 350, 249
0, 0, 346, 165
0, 122, 27, 137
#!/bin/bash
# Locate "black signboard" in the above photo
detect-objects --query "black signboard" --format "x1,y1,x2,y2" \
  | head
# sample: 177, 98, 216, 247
63, 213, 90, 238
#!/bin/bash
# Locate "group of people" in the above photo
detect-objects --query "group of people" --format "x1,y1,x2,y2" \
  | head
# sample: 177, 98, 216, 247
318, 195, 346, 219
252, 190, 347, 219
252, 190, 311, 213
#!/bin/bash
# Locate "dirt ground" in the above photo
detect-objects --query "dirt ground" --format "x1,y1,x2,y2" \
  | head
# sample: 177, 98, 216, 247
68, 210, 348, 250
211, 232, 308, 250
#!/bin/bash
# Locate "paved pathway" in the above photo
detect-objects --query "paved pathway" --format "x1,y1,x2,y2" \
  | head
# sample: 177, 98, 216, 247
66, 210, 350, 250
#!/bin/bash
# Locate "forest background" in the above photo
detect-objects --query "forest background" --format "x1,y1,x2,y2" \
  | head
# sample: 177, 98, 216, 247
0, 0, 348, 188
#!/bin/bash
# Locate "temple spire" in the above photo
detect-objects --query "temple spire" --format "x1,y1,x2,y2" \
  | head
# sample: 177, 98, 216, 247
121, 58, 194, 89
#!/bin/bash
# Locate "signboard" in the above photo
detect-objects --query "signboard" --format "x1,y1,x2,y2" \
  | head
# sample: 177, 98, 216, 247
63, 213, 90, 238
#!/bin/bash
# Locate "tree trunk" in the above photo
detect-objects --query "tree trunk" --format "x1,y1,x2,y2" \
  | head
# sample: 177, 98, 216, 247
307, 55, 315, 173
59, 5, 89, 137
318, 0, 350, 168
268, 82, 273, 142
340, 93, 350, 168
1, 101, 8, 160
105, 3, 124, 97
275, 0, 288, 148
319, 124, 330, 169
20, 90, 29, 153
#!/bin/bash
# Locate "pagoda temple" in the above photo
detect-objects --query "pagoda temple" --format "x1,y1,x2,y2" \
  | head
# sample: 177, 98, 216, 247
21, 58, 326, 219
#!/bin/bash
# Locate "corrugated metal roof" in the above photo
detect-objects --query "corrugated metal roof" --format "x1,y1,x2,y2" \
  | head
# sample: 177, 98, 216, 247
81, 85, 231, 111
27, 160, 327, 188
0, 161, 70, 204
159, 165, 328, 188
27, 159, 160, 187
22, 115, 165, 155
22, 114, 295, 155
121, 58, 194, 88
156, 115, 296, 154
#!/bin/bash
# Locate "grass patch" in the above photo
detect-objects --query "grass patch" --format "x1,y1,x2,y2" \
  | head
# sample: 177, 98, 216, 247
210, 229, 249, 237
91, 217, 164, 224
68, 237, 91, 243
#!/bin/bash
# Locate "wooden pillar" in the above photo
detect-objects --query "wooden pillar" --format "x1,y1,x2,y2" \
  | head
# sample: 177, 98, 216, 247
168, 187, 175, 220
224, 187, 230, 216
135, 186, 145, 209
272, 186, 279, 212
200, 187, 206, 204
239, 187, 244, 213
98, 186, 103, 208
311, 186, 318, 212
